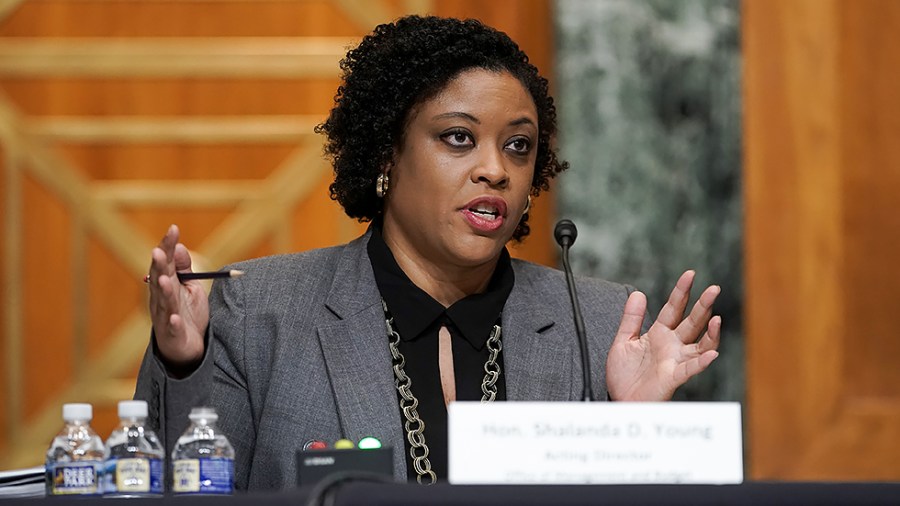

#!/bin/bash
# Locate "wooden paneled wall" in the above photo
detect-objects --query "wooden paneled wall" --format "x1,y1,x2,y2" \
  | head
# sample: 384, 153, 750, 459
745, 0, 900, 479
0, 0, 556, 469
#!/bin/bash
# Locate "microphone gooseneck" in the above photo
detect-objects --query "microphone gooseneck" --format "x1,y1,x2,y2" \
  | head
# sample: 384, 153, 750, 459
554, 219, 593, 402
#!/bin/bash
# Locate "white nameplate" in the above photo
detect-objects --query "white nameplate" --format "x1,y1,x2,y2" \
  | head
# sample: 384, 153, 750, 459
448, 401, 742, 485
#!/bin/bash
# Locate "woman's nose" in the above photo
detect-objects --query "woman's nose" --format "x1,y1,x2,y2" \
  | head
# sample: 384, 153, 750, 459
471, 148, 509, 188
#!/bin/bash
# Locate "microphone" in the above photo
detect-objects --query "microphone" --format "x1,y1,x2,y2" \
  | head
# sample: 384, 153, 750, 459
554, 219, 593, 402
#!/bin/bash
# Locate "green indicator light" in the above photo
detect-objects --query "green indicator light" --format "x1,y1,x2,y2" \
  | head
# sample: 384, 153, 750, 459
334, 439, 354, 450
357, 437, 382, 450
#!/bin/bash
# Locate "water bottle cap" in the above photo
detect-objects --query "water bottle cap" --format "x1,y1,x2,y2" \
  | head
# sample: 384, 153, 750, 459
188, 407, 218, 423
62, 403, 92, 422
118, 400, 148, 419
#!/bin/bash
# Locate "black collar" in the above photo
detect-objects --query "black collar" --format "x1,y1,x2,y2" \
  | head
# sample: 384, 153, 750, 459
366, 224, 514, 350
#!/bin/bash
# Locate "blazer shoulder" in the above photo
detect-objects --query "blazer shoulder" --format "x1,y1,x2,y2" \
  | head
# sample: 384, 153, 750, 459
227, 243, 347, 281
511, 258, 632, 305
209, 236, 368, 311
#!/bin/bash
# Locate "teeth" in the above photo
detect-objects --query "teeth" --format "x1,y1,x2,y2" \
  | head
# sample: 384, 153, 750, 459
472, 205, 498, 215
470, 207, 499, 220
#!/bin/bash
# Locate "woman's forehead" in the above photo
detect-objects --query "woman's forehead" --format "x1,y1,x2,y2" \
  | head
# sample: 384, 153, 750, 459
410, 69, 536, 119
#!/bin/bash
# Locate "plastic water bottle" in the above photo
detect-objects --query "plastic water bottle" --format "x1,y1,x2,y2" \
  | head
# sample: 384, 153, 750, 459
171, 407, 235, 495
45, 403, 104, 496
102, 400, 164, 497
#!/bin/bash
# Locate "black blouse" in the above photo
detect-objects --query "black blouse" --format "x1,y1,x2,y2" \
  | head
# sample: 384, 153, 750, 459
366, 225, 514, 482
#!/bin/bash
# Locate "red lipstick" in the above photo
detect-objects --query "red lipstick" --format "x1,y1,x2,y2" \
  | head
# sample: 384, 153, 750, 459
461, 196, 508, 233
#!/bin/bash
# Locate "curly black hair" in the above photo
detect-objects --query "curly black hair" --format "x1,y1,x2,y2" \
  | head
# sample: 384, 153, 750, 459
316, 15, 569, 241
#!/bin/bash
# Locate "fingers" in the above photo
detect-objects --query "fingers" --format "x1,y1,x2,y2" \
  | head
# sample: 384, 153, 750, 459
149, 265, 179, 327
148, 225, 195, 281
173, 243, 193, 273
158, 223, 179, 255
675, 350, 720, 385
696, 315, 722, 354
674, 315, 722, 385
148, 224, 190, 336
655, 270, 695, 329
148, 225, 179, 283
674, 284, 721, 344
148, 246, 169, 285
613, 291, 647, 345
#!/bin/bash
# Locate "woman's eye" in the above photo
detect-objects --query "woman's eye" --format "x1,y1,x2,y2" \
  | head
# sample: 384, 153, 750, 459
506, 137, 532, 155
441, 130, 474, 147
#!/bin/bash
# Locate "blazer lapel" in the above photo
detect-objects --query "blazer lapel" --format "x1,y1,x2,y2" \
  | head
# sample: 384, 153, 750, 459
503, 267, 576, 402
316, 233, 407, 478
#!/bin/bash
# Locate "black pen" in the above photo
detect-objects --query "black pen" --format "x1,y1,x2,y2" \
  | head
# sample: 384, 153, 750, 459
143, 270, 244, 283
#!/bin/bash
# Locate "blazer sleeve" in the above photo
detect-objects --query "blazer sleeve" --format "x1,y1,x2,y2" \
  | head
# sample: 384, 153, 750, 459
134, 331, 214, 461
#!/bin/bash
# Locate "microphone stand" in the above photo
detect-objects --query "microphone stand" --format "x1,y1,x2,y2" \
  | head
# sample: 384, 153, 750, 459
555, 220, 594, 402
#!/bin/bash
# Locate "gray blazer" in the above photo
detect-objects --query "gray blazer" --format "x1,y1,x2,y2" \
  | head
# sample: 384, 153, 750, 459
135, 231, 633, 490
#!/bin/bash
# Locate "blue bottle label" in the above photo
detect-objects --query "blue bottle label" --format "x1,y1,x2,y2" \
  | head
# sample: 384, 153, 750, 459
172, 458, 234, 494
103, 457, 163, 495
46, 461, 102, 495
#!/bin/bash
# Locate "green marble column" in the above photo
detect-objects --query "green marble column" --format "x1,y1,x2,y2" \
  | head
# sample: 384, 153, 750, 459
554, 0, 742, 401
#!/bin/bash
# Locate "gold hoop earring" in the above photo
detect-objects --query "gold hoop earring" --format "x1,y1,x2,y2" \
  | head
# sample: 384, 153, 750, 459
523, 195, 532, 214
376, 173, 389, 198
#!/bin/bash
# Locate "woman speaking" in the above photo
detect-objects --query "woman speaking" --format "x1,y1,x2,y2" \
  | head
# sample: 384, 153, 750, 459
137, 15, 721, 489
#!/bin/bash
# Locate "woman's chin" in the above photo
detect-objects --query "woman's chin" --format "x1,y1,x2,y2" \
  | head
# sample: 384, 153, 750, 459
446, 234, 510, 267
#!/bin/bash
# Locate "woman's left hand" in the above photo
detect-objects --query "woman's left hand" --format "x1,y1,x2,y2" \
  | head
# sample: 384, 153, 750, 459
606, 270, 721, 401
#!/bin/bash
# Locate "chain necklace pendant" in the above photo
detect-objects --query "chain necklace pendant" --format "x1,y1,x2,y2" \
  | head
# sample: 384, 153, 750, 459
382, 300, 502, 485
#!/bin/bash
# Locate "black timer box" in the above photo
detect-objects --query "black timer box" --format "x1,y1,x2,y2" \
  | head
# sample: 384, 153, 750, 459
297, 447, 394, 485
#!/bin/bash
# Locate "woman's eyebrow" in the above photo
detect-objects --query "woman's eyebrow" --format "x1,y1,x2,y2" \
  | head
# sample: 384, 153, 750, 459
431, 111, 479, 123
431, 112, 536, 128
509, 117, 536, 127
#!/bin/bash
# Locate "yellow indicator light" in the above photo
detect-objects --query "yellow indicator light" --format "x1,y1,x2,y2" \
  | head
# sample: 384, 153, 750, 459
333, 439, 355, 449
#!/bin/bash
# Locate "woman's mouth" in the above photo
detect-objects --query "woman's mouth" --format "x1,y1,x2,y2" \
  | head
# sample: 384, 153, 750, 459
461, 197, 508, 232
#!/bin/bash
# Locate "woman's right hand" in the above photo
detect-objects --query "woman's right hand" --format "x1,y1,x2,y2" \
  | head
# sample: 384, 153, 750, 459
148, 224, 210, 372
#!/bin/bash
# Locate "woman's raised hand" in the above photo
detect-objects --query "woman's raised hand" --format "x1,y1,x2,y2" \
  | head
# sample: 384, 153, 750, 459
605, 270, 721, 401
147, 224, 209, 372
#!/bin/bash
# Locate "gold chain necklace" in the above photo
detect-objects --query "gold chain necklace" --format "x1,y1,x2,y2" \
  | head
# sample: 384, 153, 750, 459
381, 300, 502, 484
